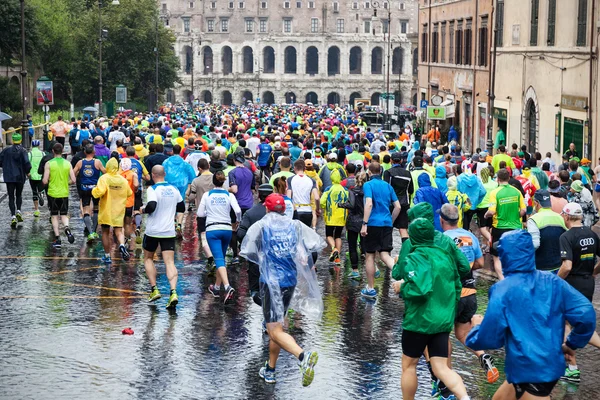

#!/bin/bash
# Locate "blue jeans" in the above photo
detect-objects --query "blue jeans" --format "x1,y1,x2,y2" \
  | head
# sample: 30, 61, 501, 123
206, 229, 232, 268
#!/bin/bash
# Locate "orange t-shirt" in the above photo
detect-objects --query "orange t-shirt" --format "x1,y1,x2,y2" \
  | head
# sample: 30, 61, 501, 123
121, 169, 136, 208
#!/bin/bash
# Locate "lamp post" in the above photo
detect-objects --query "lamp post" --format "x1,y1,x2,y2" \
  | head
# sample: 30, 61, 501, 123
372, 2, 392, 130
155, 8, 171, 111
98, 0, 120, 116
20, 0, 29, 148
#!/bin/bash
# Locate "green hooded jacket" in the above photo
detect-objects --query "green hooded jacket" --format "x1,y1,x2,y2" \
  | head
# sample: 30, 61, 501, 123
392, 202, 471, 281
398, 218, 462, 334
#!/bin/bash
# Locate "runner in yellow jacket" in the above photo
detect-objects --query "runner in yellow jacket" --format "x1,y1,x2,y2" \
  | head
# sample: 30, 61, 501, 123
92, 157, 133, 264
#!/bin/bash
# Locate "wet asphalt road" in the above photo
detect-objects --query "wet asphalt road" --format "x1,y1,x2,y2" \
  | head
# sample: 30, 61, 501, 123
0, 184, 599, 400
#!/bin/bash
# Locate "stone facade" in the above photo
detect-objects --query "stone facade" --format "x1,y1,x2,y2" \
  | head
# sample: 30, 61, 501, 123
492, 0, 598, 161
162, 0, 418, 107
417, 0, 492, 152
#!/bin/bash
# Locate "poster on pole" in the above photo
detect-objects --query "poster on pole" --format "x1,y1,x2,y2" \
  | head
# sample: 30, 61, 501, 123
36, 77, 54, 105
116, 85, 127, 104
379, 93, 395, 115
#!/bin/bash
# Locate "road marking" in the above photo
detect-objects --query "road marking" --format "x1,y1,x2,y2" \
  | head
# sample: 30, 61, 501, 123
21, 279, 148, 295
0, 295, 146, 299
16, 266, 105, 279
0, 255, 144, 260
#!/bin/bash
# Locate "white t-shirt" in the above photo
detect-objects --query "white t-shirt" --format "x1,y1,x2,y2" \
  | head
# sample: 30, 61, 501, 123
108, 130, 126, 151
197, 188, 242, 232
145, 182, 183, 238
288, 174, 316, 213
186, 152, 209, 172
247, 137, 260, 156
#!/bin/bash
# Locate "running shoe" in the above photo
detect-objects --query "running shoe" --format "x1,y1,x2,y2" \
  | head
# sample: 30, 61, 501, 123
259, 361, 276, 384
226, 247, 233, 257
16, 212, 23, 222
208, 284, 220, 298
166, 292, 178, 309
262, 320, 268, 334
148, 288, 161, 302
65, 227, 75, 244
52, 238, 62, 249
374, 269, 382, 279
561, 367, 581, 383
101, 255, 112, 264
223, 286, 235, 304
329, 250, 339, 262
33, 210, 40, 217
298, 351, 318, 387
479, 354, 500, 383
175, 223, 182, 239
361, 287, 377, 299
439, 395, 456, 400
91, 232, 100, 240
135, 228, 142, 244
431, 381, 440, 397
119, 244, 131, 261
230, 256, 240, 265
38, 192, 44, 206
334, 257, 341, 265
348, 270, 361, 280
10, 217, 17, 229
87, 233, 95, 243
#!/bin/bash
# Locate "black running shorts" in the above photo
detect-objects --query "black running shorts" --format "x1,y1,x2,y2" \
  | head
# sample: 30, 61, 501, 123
47, 195, 69, 216
134, 191, 143, 210
261, 282, 295, 324
325, 225, 344, 239
362, 226, 393, 254
143, 235, 176, 253
125, 207, 134, 218
455, 294, 478, 324
491, 227, 514, 256
566, 275, 595, 302
514, 380, 558, 399
402, 330, 449, 359
476, 208, 492, 228
393, 206, 409, 230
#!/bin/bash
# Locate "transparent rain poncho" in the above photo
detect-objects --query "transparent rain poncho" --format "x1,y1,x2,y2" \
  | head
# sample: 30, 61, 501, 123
240, 212, 326, 322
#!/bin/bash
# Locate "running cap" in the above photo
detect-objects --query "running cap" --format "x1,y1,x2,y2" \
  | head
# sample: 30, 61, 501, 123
571, 180, 584, 193
533, 190, 551, 208
120, 157, 132, 171
413, 156, 423, 167
447, 176, 458, 190
304, 159, 313, 168
264, 193, 286, 213
581, 157, 591, 164
438, 203, 459, 223
562, 202, 583, 216
258, 183, 274, 195
471, 153, 480, 162
234, 153, 246, 163
12, 133, 22, 144
327, 152, 337, 160
391, 152, 402, 162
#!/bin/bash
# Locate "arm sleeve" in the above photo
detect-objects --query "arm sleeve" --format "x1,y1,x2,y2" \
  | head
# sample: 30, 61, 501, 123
176, 201, 185, 213
527, 219, 541, 249
465, 286, 508, 351
562, 280, 597, 349
144, 201, 157, 214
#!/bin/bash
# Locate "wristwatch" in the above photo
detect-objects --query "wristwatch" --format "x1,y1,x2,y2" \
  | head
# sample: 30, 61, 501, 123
362, 221, 368, 225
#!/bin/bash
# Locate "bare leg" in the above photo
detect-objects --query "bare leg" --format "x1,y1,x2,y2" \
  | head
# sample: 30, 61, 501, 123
492, 380, 546, 400
51, 215, 60, 237
455, 322, 485, 357
114, 227, 125, 245
326, 235, 335, 250
493, 255, 505, 280
33, 200, 39, 212
200, 232, 213, 258
144, 250, 157, 286
430, 357, 468, 399
123, 216, 132, 241
401, 355, 420, 400
335, 238, 342, 253
101, 226, 111, 254
480, 227, 492, 244
61, 215, 70, 230
267, 322, 303, 360
365, 253, 376, 289
162, 250, 177, 290
216, 267, 229, 287
379, 251, 395, 269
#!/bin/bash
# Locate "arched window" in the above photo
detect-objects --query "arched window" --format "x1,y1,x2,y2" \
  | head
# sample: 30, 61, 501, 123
371, 92, 381, 105
183, 46, 193, 74
202, 90, 213, 103
526, 99, 537, 153
242, 90, 253, 103
327, 92, 340, 105
306, 92, 318, 104
222, 90, 233, 105
285, 92, 296, 103
306, 46, 319, 75
327, 46, 340, 76
371, 47, 383, 74
349, 92, 362, 107
263, 46, 275, 73
392, 47, 403, 75
284, 46, 297, 74
203, 47, 213, 75
349, 46, 362, 74
242, 46, 254, 73
263, 91, 275, 104
222, 46, 233, 75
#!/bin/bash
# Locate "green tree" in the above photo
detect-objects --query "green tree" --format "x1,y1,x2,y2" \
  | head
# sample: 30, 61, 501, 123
0, 77, 22, 112
0, 0, 38, 66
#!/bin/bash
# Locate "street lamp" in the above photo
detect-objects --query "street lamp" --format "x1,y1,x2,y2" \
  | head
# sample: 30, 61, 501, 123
98, 0, 120, 116
372, 2, 392, 130
155, 8, 171, 111
20, 0, 29, 148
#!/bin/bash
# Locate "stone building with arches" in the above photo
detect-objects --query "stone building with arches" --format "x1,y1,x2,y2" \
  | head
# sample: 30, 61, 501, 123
161, 0, 418, 108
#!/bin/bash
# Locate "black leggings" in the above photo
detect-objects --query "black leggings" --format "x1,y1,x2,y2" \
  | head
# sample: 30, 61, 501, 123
6, 182, 24, 216
347, 230, 361, 270
29, 179, 44, 201
297, 212, 318, 264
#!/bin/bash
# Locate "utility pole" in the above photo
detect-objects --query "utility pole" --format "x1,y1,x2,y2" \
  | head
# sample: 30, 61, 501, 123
20, 0, 29, 148
487, 0, 498, 155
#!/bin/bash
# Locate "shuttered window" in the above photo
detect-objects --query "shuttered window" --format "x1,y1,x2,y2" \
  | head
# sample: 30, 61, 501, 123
496, 0, 504, 47
547, 0, 556, 46
530, 0, 539, 46
577, 0, 588, 46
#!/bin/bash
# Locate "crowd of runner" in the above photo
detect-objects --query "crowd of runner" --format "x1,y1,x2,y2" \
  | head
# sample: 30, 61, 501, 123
0, 102, 598, 399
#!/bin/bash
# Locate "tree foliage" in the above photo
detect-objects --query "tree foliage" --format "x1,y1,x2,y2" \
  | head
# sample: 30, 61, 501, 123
27, 0, 180, 108
0, 0, 38, 66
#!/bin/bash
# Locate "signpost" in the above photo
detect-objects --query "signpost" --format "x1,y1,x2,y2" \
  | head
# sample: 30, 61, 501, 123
36, 76, 54, 105
427, 106, 447, 120
116, 84, 127, 104
420, 99, 429, 109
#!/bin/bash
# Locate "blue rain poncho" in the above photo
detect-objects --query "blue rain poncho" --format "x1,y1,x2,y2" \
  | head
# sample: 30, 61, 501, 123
163, 155, 197, 199
240, 212, 326, 322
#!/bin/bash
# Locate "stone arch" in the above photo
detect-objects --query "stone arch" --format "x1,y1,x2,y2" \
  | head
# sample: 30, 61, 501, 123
285, 92, 296, 104
182, 45, 193, 74
263, 46, 275, 73
203, 46, 213, 74
9, 76, 20, 87
306, 92, 319, 104
349, 92, 362, 107
242, 46, 254, 73
241, 90, 253, 104
349, 46, 362, 74
222, 90, 232, 105
327, 92, 340, 105
412, 48, 418, 74
371, 46, 383, 74
371, 92, 381, 106
167, 89, 176, 104
222, 46, 233, 75
522, 86, 539, 154
327, 46, 340, 76
306, 46, 319, 75
201, 90, 213, 103
263, 91, 275, 104
392, 47, 403, 75
182, 89, 193, 103
284, 46, 297, 74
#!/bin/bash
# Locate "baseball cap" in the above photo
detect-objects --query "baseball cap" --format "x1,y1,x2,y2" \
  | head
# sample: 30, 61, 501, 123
12, 133, 22, 144
391, 152, 402, 162
327, 152, 338, 161
234, 153, 246, 163
438, 203, 459, 223
581, 158, 591, 164
571, 180, 584, 193
479, 151, 487, 158
258, 183, 274, 195
264, 194, 286, 213
304, 159, 313, 168
533, 190, 551, 208
562, 202, 583, 216
472, 153, 480, 162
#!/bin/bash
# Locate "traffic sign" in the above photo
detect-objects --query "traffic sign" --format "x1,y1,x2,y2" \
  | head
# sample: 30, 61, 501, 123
42, 105, 50, 112
116, 84, 127, 104
36, 76, 54, 106
420, 100, 429, 109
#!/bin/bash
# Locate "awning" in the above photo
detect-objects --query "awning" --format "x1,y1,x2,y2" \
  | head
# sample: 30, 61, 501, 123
440, 99, 453, 107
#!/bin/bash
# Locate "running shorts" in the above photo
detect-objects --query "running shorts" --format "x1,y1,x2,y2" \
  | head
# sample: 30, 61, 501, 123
491, 227, 514, 256
402, 330, 449, 359
393, 206, 409, 230
29, 180, 44, 201
362, 226, 393, 254
142, 235, 176, 253
595, 183, 600, 193
134, 191, 143, 210
455, 294, 478, 324
476, 208, 492, 228
297, 212, 313, 228
261, 282, 295, 324
566, 275, 595, 302
125, 207, 134, 218
230, 208, 249, 223
514, 380, 558, 399
197, 216, 207, 234
47, 195, 69, 216
325, 225, 344, 239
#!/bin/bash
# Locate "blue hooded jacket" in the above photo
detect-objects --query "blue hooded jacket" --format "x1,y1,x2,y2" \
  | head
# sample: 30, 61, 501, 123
434, 165, 448, 195
466, 230, 596, 384
407, 141, 420, 164
413, 174, 448, 232
457, 173, 486, 208
448, 126, 458, 143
